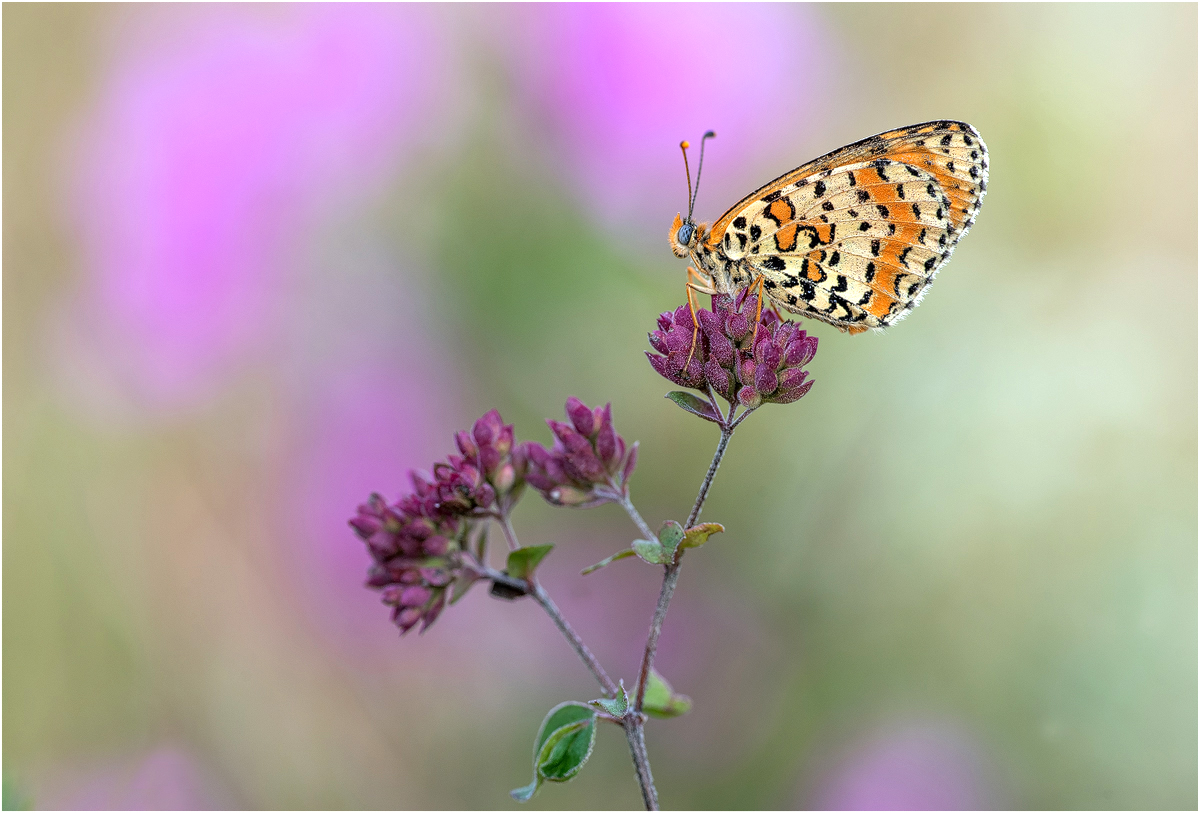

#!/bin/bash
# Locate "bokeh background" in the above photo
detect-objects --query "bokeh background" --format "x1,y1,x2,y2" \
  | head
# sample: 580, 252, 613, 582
4, 4, 1196, 810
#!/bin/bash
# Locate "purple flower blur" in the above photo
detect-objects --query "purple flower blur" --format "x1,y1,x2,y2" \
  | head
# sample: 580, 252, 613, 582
507, 5, 831, 233
61, 6, 457, 409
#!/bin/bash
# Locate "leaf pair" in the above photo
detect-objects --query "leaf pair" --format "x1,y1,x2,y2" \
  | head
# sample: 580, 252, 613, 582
583, 521, 724, 573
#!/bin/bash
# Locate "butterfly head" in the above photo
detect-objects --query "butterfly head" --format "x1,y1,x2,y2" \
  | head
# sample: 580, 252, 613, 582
669, 213, 708, 258
669, 131, 716, 259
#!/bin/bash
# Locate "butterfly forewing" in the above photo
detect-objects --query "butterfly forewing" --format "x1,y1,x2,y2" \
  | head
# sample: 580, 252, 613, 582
702, 121, 988, 332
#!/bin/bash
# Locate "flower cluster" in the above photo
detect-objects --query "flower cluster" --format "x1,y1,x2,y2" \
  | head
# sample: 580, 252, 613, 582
523, 397, 638, 508
647, 291, 818, 409
431, 409, 527, 517
350, 490, 468, 634
350, 410, 524, 635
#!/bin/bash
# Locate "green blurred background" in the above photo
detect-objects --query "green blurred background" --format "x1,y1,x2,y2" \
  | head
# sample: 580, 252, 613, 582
4, 3, 1195, 809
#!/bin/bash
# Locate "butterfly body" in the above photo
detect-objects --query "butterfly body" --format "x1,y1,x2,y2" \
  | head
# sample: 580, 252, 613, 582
670, 120, 989, 334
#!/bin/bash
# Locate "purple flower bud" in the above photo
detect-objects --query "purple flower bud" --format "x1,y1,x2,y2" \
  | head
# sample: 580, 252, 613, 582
738, 387, 763, 408
424, 535, 450, 556
455, 430, 478, 459
754, 366, 779, 395
549, 486, 600, 506
595, 411, 618, 469
472, 409, 503, 446
707, 329, 735, 366
566, 396, 596, 436
493, 462, 516, 493
738, 357, 757, 386
622, 441, 639, 484
784, 334, 818, 367
756, 339, 782, 370
705, 358, 731, 394
399, 585, 432, 607
656, 312, 674, 332
726, 309, 750, 340
663, 325, 694, 355
772, 377, 816, 404
778, 368, 809, 390
395, 607, 423, 632
478, 444, 501, 475
647, 351, 686, 386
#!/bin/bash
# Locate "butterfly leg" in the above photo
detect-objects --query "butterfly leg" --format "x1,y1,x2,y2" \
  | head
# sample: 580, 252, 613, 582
685, 266, 716, 369
749, 275, 767, 344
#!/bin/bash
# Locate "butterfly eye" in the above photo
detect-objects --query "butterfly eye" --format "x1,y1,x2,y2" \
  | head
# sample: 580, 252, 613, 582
677, 223, 695, 246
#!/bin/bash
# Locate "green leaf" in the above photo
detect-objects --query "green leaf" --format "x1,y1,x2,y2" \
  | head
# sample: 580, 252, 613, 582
506, 544, 554, 580
511, 702, 598, 802
665, 391, 722, 423
680, 522, 724, 550
538, 718, 595, 780
632, 539, 668, 565
588, 681, 629, 717
581, 547, 637, 575
657, 520, 685, 552
449, 572, 478, 605
510, 779, 540, 803
473, 525, 489, 562
640, 669, 693, 719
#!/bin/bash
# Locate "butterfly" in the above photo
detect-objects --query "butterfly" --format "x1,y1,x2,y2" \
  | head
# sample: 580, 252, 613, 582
669, 120, 988, 334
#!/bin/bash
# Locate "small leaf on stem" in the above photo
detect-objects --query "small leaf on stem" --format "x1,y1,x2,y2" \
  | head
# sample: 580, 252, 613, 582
580, 548, 637, 575
449, 571, 479, 605
632, 539, 668, 565
664, 390, 722, 423
680, 522, 725, 550
506, 544, 554, 580
657, 520, 685, 553
641, 668, 693, 719
588, 681, 629, 717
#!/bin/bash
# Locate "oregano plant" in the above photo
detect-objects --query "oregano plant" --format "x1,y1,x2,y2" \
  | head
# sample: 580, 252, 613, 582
349, 289, 818, 808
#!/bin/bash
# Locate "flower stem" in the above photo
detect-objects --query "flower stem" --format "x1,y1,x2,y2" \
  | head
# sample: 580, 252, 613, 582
687, 426, 733, 528
622, 716, 659, 810
527, 580, 618, 697
498, 514, 521, 551
625, 426, 736, 809
619, 493, 657, 541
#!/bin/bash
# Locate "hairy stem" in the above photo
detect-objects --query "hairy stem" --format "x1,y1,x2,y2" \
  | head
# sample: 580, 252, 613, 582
528, 581, 618, 697
620, 493, 657, 541
498, 514, 521, 551
623, 717, 659, 810
625, 427, 736, 809
686, 426, 733, 528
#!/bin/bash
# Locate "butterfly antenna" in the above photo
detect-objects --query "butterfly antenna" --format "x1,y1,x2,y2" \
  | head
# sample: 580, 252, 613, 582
680, 139, 695, 220
690, 130, 716, 219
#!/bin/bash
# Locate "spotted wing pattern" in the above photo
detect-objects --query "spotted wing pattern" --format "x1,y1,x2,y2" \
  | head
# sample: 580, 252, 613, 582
709, 121, 988, 332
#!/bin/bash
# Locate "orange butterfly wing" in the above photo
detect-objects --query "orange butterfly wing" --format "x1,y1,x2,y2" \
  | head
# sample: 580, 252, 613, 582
708, 121, 988, 333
